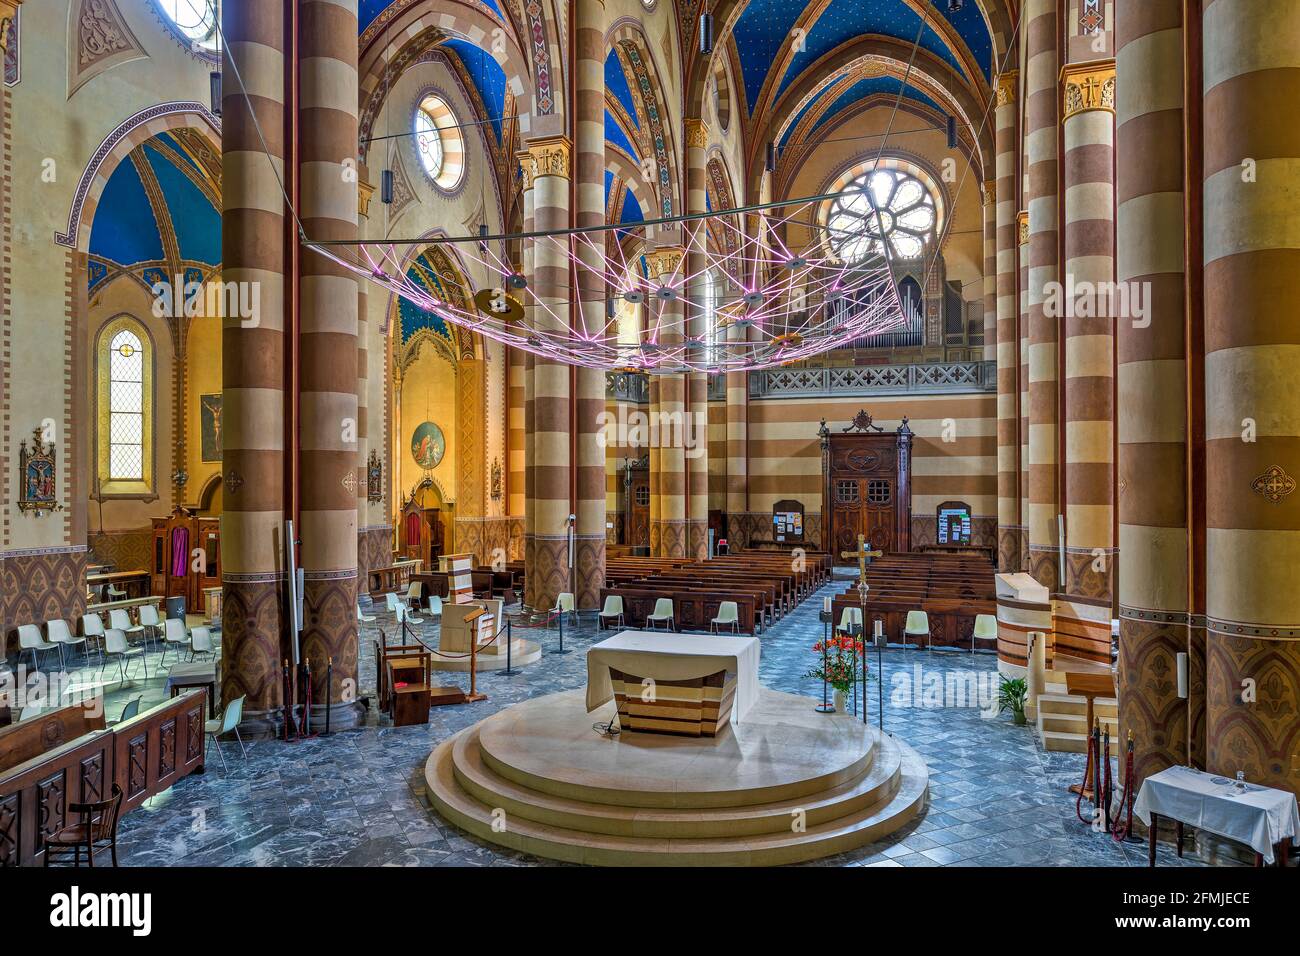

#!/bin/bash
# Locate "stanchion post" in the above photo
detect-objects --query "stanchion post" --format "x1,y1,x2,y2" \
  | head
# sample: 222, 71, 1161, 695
816, 607, 833, 713
503, 619, 514, 675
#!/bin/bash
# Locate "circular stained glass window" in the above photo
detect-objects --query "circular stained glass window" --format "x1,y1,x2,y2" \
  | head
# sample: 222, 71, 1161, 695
414, 94, 466, 191
158, 0, 220, 54
825, 168, 937, 263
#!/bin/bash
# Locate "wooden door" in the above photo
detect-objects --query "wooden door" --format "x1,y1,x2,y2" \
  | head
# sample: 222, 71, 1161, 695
628, 469, 649, 550
823, 417, 913, 556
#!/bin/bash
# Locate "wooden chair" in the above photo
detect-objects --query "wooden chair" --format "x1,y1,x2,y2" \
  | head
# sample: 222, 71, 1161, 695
43, 784, 124, 867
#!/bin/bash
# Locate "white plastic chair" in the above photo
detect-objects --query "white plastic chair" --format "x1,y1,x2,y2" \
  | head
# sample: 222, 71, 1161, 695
972, 614, 997, 655
384, 592, 401, 614
18, 624, 59, 674
357, 604, 377, 623
427, 594, 443, 619
598, 595, 624, 630
188, 626, 214, 662
138, 604, 162, 651
106, 583, 128, 601
646, 597, 675, 631
905, 610, 931, 651
103, 628, 147, 683
47, 619, 86, 669
81, 613, 107, 666
206, 695, 248, 774
548, 592, 577, 630
404, 581, 423, 610
710, 601, 740, 634
837, 606, 863, 637
161, 617, 190, 663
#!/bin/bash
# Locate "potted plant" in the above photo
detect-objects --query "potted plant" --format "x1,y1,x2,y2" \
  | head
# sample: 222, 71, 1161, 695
805, 632, 867, 713
997, 675, 1029, 726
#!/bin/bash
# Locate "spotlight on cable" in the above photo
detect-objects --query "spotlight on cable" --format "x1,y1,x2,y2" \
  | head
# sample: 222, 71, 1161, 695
743, 291, 765, 308
946, 115, 958, 149
786, 257, 808, 269
654, 285, 678, 301
623, 290, 645, 305
506, 273, 528, 290
381, 169, 394, 204
765, 142, 777, 172
210, 71, 222, 116
699, 13, 714, 54
947, 0, 965, 12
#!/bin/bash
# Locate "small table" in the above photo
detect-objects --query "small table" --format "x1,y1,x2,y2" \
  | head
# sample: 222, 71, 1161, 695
166, 662, 219, 718
1134, 765, 1300, 866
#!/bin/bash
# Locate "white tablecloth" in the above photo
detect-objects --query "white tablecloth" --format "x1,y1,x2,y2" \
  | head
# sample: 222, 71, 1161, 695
585, 630, 761, 724
1133, 765, 1300, 863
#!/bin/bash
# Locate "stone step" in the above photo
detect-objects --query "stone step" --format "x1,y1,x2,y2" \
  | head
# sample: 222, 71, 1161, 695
425, 732, 929, 866
1039, 712, 1120, 735
1037, 691, 1118, 716
449, 724, 903, 840
1039, 729, 1090, 753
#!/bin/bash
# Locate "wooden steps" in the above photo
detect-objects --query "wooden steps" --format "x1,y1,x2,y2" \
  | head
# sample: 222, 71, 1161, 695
1036, 673, 1118, 753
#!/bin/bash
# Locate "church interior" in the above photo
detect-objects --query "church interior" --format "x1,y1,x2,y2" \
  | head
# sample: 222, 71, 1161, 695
1, 0, 1298, 879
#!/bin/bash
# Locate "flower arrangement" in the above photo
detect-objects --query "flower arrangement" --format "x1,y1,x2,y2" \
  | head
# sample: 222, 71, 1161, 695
805, 632, 867, 693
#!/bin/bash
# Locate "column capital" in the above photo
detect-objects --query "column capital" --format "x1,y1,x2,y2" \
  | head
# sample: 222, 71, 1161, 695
516, 150, 536, 190
983, 180, 996, 206
525, 136, 572, 182
995, 69, 1018, 107
645, 246, 685, 279
1061, 60, 1116, 120
1017, 210, 1029, 245
683, 118, 710, 151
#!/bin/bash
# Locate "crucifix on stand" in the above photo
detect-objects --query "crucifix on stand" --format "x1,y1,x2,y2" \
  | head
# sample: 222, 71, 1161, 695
841, 534, 882, 722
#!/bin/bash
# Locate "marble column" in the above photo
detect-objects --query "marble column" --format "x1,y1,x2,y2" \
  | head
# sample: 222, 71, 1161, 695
1202, 0, 1300, 796
518, 153, 537, 604
219, 0, 287, 733
995, 68, 1022, 572
685, 118, 710, 560
573, 0, 606, 606
1024, 0, 1061, 590
1115, 0, 1196, 784
648, 245, 687, 558
297, 0, 361, 729
524, 137, 573, 610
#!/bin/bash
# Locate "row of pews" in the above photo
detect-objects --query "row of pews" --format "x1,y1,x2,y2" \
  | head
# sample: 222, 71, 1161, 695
602, 550, 832, 634
830, 552, 996, 650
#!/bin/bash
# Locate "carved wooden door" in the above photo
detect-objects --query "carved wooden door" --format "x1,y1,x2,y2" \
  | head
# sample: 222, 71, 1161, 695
629, 469, 650, 549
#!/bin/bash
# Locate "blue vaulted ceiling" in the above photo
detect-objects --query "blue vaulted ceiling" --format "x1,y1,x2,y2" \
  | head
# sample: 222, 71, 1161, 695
732, 0, 993, 119
442, 37, 507, 142
89, 132, 220, 290
605, 50, 640, 131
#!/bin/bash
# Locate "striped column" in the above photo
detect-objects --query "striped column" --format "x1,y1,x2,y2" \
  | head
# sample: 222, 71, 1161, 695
1018, 210, 1030, 569
1058, 60, 1116, 662
518, 154, 537, 603
685, 118, 710, 560
1203, 0, 1300, 796
982, 182, 996, 363
1115, 0, 1194, 785
507, 342, 525, 520
298, 0, 360, 729
524, 137, 573, 610
725, 320, 748, 542
220, 0, 287, 733
573, 0, 606, 606
995, 68, 1021, 572
648, 246, 687, 558
1024, 0, 1061, 591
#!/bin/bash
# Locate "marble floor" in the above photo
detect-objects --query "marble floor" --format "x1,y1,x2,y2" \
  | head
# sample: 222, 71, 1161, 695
8, 579, 1248, 867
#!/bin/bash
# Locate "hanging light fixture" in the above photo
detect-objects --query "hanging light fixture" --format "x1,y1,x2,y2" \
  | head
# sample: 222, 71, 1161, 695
946, 115, 958, 149
209, 70, 222, 116
948, 0, 965, 12
381, 168, 394, 204
699, 13, 714, 54
765, 142, 777, 172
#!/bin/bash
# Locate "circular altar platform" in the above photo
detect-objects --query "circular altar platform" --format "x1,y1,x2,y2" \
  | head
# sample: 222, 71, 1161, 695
427, 637, 541, 672
424, 687, 929, 865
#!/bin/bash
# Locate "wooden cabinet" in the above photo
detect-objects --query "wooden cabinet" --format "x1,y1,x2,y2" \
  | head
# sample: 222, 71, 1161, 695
151, 510, 220, 613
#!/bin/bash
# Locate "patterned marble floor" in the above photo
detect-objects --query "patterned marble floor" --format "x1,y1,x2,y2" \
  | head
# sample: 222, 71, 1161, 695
25, 578, 1246, 867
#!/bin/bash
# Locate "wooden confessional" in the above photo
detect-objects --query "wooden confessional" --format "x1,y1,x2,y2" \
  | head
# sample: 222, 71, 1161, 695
150, 508, 220, 610
821, 410, 913, 555
623, 458, 650, 552
400, 495, 445, 568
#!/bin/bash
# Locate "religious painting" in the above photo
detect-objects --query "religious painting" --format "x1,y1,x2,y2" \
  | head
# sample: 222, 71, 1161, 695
200, 393, 222, 462
18, 426, 59, 514
490, 457, 502, 501
367, 448, 384, 503
410, 421, 446, 470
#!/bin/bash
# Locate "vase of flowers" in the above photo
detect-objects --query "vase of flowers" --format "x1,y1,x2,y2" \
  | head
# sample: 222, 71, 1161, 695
806, 632, 867, 713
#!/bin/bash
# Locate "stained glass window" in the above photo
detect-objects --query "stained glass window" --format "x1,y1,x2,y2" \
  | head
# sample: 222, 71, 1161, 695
97, 317, 153, 495
158, 0, 220, 53
414, 94, 465, 190
825, 168, 936, 263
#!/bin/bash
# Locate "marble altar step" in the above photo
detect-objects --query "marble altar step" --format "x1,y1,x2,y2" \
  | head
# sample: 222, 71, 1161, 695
447, 723, 905, 840
425, 729, 928, 866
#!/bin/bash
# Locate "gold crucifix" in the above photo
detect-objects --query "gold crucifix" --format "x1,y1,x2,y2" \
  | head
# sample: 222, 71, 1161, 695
841, 533, 883, 584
